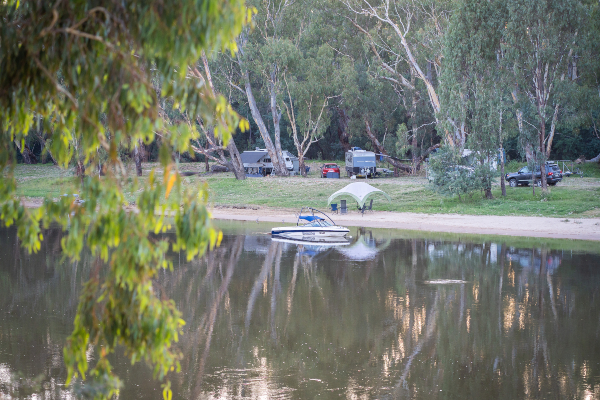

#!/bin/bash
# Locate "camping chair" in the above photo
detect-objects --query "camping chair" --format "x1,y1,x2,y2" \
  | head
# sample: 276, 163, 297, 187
330, 203, 338, 214
340, 200, 348, 214
359, 199, 374, 215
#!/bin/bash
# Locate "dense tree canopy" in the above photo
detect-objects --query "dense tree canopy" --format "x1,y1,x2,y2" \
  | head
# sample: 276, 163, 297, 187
7, 0, 600, 173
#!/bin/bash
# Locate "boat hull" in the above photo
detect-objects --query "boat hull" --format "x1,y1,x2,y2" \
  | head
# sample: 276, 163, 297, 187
271, 226, 349, 238
271, 236, 350, 246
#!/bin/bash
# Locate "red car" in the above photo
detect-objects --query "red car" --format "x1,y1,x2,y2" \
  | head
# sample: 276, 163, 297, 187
321, 163, 340, 178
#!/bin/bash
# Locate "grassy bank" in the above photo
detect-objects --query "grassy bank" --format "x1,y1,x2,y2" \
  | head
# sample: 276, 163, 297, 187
11, 161, 600, 218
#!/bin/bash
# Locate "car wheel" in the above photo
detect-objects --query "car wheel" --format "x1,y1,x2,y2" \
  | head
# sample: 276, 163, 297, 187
536, 180, 542, 187
509, 179, 517, 188
549, 182, 557, 186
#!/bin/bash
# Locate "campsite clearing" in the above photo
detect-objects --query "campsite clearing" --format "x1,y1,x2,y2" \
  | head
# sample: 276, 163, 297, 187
11, 162, 600, 219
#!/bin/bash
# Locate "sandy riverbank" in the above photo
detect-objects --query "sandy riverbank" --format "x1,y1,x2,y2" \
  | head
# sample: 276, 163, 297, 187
19, 198, 600, 241
211, 206, 600, 241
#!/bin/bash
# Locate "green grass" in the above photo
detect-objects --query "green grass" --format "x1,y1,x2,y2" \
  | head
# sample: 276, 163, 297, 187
9, 161, 600, 218
200, 174, 600, 218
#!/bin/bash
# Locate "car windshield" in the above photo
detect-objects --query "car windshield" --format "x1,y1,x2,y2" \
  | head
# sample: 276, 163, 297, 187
324, 164, 337, 168
520, 167, 530, 173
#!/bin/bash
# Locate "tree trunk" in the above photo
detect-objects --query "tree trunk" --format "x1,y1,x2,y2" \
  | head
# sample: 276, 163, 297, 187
269, 70, 289, 176
546, 103, 559, 158
34, 126, 58, 165
201, 52, 245, 180
484, 187, 493, 199
226, 141, 246, 180
499, 110, 506, 197
587, 152, 600, 163
500, 148, 506, 197
336, 108, 351, 153
241, 67, 284, 176
14, 140, 37, 164
539, 114, 548, 191
75, 161, 85, 184
133, 141, 143, 176
299, 154, 307, 177
410, 68, 419, 174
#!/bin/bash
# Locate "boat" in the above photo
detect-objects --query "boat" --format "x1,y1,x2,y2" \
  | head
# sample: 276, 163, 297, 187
271, 207, 350, 239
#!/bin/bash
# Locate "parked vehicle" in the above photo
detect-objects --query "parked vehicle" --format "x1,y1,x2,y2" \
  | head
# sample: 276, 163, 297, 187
241, 148, 299, 175
321, 163, 340, 178
345, 147, 377, 178
506, 163, 563, 187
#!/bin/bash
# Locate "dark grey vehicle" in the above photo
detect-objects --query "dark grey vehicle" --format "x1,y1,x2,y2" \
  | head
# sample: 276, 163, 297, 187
505, 164, 563, 187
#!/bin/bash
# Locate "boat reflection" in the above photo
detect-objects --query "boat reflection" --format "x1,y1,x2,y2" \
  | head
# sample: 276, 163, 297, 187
271, 234, 350, 246
272, 234, 349, 262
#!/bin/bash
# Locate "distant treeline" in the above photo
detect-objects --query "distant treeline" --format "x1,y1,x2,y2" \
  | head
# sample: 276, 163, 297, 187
13, 0, 600, 173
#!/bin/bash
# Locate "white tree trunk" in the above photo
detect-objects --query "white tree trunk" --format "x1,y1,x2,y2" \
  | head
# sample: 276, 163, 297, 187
241, 67, 285, 176
269, 72, 289, 175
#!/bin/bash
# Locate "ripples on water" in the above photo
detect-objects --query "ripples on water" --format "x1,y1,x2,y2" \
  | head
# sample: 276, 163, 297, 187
1, 224, 600, 399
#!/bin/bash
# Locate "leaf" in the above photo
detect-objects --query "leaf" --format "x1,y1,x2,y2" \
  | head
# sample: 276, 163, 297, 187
165, 172, 177, 199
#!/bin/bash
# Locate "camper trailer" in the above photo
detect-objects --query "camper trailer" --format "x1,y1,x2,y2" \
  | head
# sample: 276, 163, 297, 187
345, 147, 377, 177
240, 148, 299, 175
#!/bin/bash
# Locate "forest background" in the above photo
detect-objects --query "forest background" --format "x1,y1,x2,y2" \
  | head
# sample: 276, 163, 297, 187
11, 0, 600, 180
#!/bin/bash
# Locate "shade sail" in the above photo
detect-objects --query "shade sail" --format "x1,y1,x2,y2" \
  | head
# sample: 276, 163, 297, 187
327, 182, 391, 209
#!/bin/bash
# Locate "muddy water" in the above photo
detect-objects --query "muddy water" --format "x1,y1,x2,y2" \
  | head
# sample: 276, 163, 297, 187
1, 223, 600, 399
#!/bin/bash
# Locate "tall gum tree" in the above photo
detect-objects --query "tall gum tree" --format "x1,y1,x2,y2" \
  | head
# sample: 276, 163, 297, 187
441, 0, 509, 198
503, 0, 580, 190
342, 0, 466, 147
186, 53, 247, 180
282, 44, 343, 176
216, 0, 303, 176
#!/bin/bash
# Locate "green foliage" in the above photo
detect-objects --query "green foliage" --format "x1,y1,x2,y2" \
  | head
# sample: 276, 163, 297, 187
428, 146, 498, 199
0, 0, 250, 398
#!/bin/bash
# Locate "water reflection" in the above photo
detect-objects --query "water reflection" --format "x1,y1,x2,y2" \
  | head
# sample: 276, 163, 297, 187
1, 226, 600, 399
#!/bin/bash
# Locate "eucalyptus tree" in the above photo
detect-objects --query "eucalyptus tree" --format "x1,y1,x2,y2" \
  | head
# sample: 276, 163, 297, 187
282, 46, 337, 176
502, 0, 581, 190
213, 0, 305, 176
578, 0, 600, 163
0, 1, 250, 398
342, 0, 464, 147
280, 3, 356, 176
299, 0, 366, 155
186, 54, 247, 180
441, 0, 508, 198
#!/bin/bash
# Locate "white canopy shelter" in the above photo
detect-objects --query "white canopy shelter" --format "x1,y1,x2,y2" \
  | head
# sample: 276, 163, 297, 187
327, 182, 391, 209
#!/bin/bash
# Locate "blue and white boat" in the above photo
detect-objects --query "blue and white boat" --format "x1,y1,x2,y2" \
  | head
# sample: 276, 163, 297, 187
271, 207, 350, 239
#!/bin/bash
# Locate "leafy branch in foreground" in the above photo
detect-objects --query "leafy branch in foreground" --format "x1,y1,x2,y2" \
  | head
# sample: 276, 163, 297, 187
0, 0, 251, 398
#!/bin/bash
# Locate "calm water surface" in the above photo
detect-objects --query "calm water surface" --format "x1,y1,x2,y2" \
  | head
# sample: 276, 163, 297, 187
2, 222, 600, 399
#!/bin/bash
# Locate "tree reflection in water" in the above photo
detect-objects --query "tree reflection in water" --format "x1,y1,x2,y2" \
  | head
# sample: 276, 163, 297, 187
1, 226, 600, 399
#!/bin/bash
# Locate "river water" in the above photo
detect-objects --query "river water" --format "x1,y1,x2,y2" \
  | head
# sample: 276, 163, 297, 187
1, 222, 600, 399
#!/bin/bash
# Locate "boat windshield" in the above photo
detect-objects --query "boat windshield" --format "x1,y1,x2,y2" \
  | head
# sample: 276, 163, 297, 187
302, 219, 333, 227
